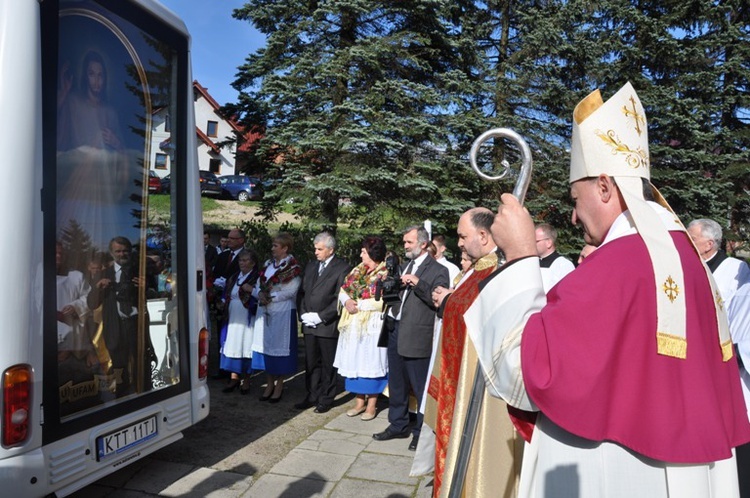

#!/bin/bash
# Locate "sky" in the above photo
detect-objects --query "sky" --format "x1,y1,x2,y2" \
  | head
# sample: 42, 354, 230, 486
159, 0, 266, 106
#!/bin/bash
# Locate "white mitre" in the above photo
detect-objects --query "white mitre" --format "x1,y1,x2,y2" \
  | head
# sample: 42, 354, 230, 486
569, 82, 731, 361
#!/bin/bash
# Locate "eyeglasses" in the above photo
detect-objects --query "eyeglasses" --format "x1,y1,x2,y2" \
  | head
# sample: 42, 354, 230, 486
227, 236, 243, 240
535, 238, 550, 243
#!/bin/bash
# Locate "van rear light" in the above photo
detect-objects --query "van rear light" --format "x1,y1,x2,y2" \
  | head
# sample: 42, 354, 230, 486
3, 365, 32, 447
198, 328, 209, 380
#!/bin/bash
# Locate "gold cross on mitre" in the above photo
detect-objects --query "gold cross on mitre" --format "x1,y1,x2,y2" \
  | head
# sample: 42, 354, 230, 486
622, 95, 645, 136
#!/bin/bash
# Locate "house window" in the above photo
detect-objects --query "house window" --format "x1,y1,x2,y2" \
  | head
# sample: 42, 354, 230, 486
154, 153, 168, 170
164, 113, 171, 133
206, 120, 218, 137
209, 159, 221, 174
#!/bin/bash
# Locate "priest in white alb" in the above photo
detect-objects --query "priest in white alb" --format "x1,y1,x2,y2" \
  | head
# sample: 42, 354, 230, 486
464, 82, 750, 497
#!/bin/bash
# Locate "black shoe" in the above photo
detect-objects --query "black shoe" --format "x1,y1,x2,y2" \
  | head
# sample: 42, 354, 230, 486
408, 435, 419, 451
372, 427, 410, 441
294, 399, 316, 410
314, 404, 331, 414
259, 393, 272, 402
222, 381, 240, 393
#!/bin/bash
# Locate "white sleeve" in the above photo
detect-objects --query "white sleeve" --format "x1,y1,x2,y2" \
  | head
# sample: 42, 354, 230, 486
273, 276, 301, 303
464, 258, 546, 411
550, 257, 575, 289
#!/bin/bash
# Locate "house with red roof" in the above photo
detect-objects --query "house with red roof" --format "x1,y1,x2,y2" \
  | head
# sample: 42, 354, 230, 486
149, 80, 261, 181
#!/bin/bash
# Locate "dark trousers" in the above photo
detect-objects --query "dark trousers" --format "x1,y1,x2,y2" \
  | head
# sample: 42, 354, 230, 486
303, 334, 339, 407
386, 320, 430, 437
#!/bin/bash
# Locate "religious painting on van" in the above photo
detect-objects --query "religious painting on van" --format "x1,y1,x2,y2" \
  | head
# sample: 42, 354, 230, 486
55, 0, 180, 419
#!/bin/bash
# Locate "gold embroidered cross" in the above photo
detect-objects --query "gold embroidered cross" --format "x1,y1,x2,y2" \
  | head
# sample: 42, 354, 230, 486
623, 96, 645, 136
663, 276, 680, 303
715, 290, 725, 312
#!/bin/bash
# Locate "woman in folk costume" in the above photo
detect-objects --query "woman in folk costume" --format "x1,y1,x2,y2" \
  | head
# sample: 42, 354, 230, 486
465, 82, 750, 497
252, 233, 302, 402
334, 236, 389, 421
219, 250, 260, 394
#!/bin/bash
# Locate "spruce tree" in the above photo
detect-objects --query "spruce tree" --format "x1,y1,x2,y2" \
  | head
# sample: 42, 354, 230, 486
230, 0, 461, 231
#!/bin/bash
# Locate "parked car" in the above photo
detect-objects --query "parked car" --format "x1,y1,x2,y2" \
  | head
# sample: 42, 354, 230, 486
160, 174, 171, 194
199, 170, 222, 197
219, 175, 263, 201
158, 171, 223, 196
148, 170, 162, 194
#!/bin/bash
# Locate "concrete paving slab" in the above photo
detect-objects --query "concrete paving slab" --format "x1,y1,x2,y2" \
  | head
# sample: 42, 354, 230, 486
330, 477, 415, 498
123, 459, 195, 494
242, 473, 336, 498
159, 466, 254, 497
102, 490, 154, 497
307, 428, 354, 441
416, 475, 435, 498
350, 434, 376, 446
346, 452, 419, 486
298, 434, 367, 457
364, 435, 414, 457
270, 448, 356, 481
325, 412, 389, 436
85, 457, 150, 491
316, 437, 367, 456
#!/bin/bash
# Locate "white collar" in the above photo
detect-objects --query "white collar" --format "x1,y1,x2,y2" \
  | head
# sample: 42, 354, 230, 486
602, 201, 682, 247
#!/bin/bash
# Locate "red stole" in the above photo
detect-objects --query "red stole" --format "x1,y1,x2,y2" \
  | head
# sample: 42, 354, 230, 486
430, 263, 496, 496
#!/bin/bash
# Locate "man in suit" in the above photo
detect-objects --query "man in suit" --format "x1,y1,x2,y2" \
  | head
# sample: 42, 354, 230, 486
204, 232, 218, 273
213, 229, 245, 282
296, 232, 351, 413
211, 228, 246, 379
373, 225, 449, 451
88, 236, 154, 397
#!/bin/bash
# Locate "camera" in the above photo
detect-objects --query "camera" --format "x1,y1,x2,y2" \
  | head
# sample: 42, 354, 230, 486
375, 254, 403, 306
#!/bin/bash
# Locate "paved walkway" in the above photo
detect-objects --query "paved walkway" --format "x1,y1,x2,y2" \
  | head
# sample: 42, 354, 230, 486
77, 407, 434, 498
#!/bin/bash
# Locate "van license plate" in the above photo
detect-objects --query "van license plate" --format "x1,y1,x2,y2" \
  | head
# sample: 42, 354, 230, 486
96, 415, 158, 460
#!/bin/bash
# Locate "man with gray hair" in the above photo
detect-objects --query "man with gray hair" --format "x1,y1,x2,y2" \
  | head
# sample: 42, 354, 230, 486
296, 232, 351, 413
373, 225, 449, 451
688, 219, 750, 496
688, 219, 750, 309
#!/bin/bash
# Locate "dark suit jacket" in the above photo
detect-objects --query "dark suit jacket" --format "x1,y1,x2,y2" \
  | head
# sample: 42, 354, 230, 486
397, 255, 449, 358
205, 243, 218, 271
298, 256, 351, 338
213, 249, 241, 281
87, 265, 139, 367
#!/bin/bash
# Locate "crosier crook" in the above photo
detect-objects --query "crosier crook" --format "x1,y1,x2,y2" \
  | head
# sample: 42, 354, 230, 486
449, 128, 533, 498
